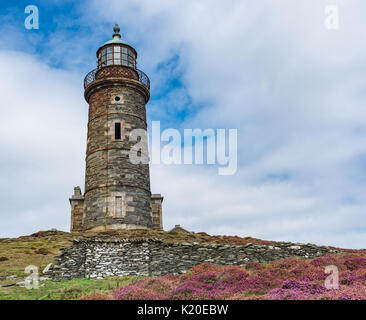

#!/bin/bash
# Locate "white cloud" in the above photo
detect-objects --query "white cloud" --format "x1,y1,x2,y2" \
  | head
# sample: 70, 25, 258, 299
0, 50, 87, 236
1, 1, 366, 248
89, 0, 366, 248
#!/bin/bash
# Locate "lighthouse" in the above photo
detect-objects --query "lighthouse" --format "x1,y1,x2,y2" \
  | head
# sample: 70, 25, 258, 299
69, 25, 163, 232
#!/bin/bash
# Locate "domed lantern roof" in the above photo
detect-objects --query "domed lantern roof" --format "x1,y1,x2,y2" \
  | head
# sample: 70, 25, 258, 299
96, 24, 138, 69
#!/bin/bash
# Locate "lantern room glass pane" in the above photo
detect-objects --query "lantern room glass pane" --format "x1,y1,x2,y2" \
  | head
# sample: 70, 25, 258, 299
97, 45, 137, 68
128, 55, 133, 67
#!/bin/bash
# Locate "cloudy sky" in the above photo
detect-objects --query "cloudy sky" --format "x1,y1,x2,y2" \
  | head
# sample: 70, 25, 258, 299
0, 0, 365, 248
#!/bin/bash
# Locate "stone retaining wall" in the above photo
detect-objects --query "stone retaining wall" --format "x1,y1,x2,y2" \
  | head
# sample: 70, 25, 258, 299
50, 239, 339, 280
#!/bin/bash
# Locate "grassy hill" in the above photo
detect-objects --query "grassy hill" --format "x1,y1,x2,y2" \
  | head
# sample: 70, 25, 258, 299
0, 230, 365, 300
0, 229, 274, 280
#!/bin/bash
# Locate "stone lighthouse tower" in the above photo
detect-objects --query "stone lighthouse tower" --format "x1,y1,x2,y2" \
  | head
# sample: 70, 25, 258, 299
69, 25, 163, 232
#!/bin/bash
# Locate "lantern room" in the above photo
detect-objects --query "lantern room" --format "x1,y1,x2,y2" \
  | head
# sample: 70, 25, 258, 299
96, 24, 137, 69
84, 24, 150, 92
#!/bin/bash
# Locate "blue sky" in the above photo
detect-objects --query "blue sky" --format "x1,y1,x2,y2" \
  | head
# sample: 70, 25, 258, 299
0, 0, 366, 248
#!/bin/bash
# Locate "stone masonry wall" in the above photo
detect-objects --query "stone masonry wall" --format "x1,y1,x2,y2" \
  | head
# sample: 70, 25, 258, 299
151, 195, 163, 230
50, 239, 339, 280
83, 82, 153, 231
70, 200, 84, 232
70, 187, 84, 232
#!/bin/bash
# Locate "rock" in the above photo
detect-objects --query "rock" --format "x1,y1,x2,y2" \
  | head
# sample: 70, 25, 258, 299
290, 246, 301, 250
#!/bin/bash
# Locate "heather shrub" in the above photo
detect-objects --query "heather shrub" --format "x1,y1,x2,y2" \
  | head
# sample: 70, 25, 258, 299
270, 257, 303, 270
108, 252, 366, 301
215, 266, 249, 287
113, 286, 168, 300
112, 276, 177, 300
244, 261, 264, 272
343, 256, 366, 271
340, 271, 366, 286
245, 273, 280, 292
310, 254, 339, 267
79, 292, 115, 300
281, 279, 327, 295
265, 288, 315, 300
319, 284, 366, 300
264, 279, 327, 300
170, 272, 236, 300
179, 263, 222, 282
132, 277, 177, 295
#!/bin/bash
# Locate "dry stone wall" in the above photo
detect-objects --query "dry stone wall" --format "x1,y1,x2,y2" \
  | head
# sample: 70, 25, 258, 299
50, 239, 339, 280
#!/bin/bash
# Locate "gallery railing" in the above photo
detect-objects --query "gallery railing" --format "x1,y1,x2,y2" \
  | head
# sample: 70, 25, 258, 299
84, 66, 150, 90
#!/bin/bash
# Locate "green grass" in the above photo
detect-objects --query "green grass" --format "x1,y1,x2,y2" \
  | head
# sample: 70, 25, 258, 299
0, 229, 275, 281
0, 229, 281, 300
0, 276, 144, 300
0, 232, 73, 280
